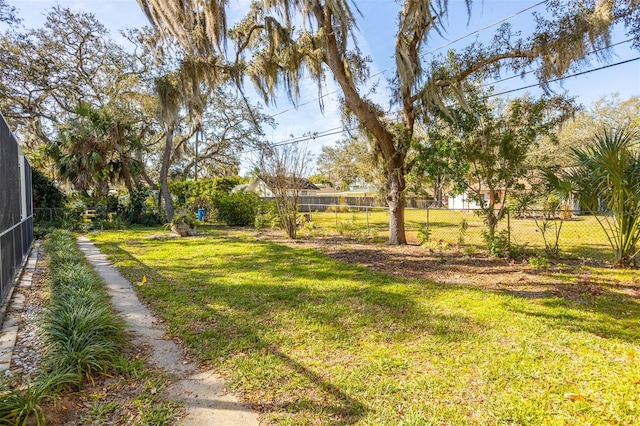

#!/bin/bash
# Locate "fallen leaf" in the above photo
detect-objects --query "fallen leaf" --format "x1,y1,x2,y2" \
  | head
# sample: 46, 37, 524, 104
564, 393, 586, 402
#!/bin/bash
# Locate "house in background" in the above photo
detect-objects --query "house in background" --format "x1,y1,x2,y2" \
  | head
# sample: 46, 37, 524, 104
448, 190, 502, 210
233, 175, 320, 197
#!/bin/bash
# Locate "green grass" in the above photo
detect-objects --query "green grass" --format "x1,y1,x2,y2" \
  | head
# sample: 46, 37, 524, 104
90, 227, 640, 425
308, 209, 612, 260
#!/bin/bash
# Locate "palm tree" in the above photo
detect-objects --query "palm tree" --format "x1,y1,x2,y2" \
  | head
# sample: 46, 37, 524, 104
556, 127, 640, 266
48, 103, 144, 199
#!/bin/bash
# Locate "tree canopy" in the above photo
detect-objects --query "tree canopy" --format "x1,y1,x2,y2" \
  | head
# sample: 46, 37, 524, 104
136, 0, 640, 244
0, 7, 271, 218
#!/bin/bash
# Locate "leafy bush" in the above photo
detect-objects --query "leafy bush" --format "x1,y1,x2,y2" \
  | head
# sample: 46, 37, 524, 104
352, 228, 379, 243
528, 255, 550, 269
255, 201, 281, 230
417, 224, 431, 245
484, 229, 521, 258
336, 215, 358, 235
170, 177, 243, 211
32, 168, 67, 208
213, 191, 262, 226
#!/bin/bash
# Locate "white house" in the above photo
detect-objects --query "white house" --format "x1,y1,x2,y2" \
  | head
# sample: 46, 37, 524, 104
234, 176, 320, 197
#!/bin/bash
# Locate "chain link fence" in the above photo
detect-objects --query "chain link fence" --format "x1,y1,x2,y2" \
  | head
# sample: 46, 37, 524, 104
33, 201, 612, 261
0, 114, 33, 305
298, 204, 611, 260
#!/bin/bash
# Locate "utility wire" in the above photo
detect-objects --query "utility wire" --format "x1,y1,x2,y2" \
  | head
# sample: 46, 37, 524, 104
245, 55, 640, 153
490, 56, 640, 97
483, 38, 634, 88
269, 0, 547, 119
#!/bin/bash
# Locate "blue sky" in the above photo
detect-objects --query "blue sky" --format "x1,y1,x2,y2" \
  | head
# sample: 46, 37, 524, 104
11, 0, 640, 169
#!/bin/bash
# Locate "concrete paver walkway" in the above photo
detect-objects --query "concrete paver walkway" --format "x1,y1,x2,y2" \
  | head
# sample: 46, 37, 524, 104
0, 242, 39, 373
77, 236, 260, 426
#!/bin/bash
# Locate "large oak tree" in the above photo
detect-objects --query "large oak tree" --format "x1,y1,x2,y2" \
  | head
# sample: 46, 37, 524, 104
138, 1, 637, 243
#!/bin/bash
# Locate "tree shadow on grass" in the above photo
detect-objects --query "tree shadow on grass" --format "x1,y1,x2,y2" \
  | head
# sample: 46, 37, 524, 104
94, 236, 481, 424
502, 291, 640, 344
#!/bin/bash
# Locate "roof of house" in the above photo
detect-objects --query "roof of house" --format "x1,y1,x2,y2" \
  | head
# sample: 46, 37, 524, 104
258, 175, 320, 190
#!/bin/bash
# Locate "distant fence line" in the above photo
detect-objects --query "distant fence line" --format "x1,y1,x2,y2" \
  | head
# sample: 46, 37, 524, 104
293, 204, 610, 260
0, 114, 33, 305
265, 196, 439, 210
34, 201, 612, 260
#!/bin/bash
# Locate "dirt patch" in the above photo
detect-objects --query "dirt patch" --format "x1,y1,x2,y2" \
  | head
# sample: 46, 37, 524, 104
256, 230, 640, 300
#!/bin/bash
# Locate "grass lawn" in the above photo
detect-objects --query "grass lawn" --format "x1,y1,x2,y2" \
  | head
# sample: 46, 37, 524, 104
307, 209, 611, 260
90, 228, 640, 425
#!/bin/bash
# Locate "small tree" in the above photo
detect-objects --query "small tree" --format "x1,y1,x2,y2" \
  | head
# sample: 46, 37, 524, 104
427, 88, 574, 239
554, 127, 640, 266
257, 143, 312, 239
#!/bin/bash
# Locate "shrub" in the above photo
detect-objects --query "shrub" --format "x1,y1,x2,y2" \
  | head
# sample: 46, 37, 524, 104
336, 215, 358, 235
170, 177, 243, 211
484, 229, 521, 259
528, 255, 550, 269
213, 191, 262, 226
417, 224, 431, 245
255, 202, 281, 230
457, 219, 469, 245
32, 168, 67, 209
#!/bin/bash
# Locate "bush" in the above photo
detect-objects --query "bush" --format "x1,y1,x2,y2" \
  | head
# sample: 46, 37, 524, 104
255, 202, 281, 230
336, 215, 358, 235
32, 168, 67, 209
484, 229, 521, 259
528, 255, 550, 269
213, 191, 262, 226
170, 177, 243, 211
417, 224, 431, 245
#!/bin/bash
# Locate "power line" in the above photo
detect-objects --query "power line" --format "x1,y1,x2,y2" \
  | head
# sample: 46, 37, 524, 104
269, 0, 547, 119
246, 56, 640, 153
490, 56, 640, 97
483, 38, 635, 88
242, 125, 356, 154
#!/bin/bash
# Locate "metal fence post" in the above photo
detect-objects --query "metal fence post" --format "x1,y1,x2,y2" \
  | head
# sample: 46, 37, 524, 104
426, 206, 430, 234
507, 208, 511, 244
366, 206, 370, 231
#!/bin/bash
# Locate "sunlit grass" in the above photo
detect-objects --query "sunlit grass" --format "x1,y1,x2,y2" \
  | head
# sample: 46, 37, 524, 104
91, 228, 640, 425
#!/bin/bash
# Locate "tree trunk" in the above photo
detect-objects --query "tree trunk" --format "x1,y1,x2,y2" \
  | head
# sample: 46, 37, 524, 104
160, 127, 175, 222
316, 4, 408, 244
386, 160, 407, 245
486, 210, 498, 239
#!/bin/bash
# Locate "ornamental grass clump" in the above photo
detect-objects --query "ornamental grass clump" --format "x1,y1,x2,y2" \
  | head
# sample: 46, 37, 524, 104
0, 230, 125, 425
41, 231, 125, 386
